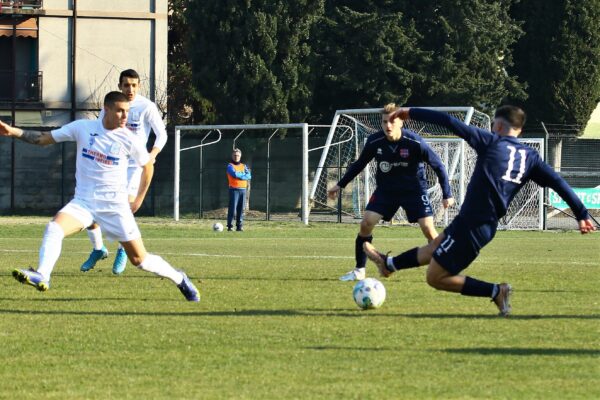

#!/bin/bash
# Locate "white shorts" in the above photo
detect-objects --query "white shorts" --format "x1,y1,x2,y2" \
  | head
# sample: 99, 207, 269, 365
59, 198, 141, 242
127, 166, 143, 197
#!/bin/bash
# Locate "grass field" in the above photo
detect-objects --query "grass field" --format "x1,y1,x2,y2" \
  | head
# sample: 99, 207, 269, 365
0, 217, 598, 399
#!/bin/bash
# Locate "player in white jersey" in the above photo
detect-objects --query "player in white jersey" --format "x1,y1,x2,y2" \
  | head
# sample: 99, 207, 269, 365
0, 91, 199, 302
82, 69, 168, 275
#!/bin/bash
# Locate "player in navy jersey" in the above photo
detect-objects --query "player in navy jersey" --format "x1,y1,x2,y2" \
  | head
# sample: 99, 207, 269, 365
363, 105, 595, 316
328, 103, 455, 281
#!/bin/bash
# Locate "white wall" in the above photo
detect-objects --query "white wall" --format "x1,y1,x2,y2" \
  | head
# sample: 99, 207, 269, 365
77, 0, 154, 13
43, 0, 158, 13
38, 17, 71, 103
37, 0, 167, 125
76, 18, 154, 103
582, 102, 600, 138
43, 0, 70, 9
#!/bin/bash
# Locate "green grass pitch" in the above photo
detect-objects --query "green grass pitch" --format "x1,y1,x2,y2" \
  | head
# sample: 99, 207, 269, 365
0, 217, 598, 399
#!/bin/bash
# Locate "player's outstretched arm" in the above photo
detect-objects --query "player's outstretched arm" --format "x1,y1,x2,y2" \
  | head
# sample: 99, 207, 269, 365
442, 197, 455, 209
0, 120, 55, 146
389, 107, 410, 122
327, 185, 341, 200
579, 219, 596, 234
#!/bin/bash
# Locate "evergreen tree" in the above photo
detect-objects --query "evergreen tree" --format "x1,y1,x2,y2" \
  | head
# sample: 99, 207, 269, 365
168, 0, 215, 126
312, 1, 426, 121
186, 0, 323, 123
312, 0, 525, 120
398, 0, 526, 114
509, 0, 600, 131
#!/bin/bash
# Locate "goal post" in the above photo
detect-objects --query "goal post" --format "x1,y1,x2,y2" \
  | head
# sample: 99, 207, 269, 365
174, 123, 313, 224
310, 107, 545, 230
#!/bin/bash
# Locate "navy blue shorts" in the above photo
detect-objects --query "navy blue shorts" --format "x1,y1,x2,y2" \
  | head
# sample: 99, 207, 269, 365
365, 187, 433, 222
432, 216, 497, 275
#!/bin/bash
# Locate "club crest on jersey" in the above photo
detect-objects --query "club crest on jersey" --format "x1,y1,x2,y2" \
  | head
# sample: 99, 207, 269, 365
127, 111, 141, 132
109, 142, 122, 155
379, 161, 391, 173
377, 148, 382, 155
399, 148, 409, 158
88, 132, 99, 147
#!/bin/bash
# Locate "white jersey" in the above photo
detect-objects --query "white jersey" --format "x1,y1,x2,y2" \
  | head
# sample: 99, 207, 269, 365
99, 94, 167, 167
52, 119, 150, 204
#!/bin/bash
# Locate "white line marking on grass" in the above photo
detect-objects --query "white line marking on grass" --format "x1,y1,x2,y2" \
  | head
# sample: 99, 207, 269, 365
0, 248, 597, 265
0, 237, 382, 241
0, 248, 353, 259
0, 236, 591, 242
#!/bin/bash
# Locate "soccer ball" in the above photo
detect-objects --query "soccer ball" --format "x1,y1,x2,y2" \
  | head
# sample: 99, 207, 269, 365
353, 278, 386, 309
212, 222, 224, 232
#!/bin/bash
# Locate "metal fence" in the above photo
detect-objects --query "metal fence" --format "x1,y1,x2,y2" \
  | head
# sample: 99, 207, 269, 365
1, 128, 599, 230
0, 1, 43, 10
0, 70, 43, 102
544, 133, 600, 229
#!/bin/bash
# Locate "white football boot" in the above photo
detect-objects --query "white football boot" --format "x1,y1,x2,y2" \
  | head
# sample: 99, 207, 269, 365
339, 268, 366, 281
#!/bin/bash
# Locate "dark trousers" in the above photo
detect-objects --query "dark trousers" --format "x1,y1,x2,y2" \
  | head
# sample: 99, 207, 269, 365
227, 188, 246, 229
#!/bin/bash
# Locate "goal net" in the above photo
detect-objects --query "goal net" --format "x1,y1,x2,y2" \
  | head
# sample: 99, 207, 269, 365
173, 123, 331, 224
310, 107, 544, 230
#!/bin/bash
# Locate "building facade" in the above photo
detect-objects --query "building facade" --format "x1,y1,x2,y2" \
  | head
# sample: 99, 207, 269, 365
0, 0, 167, 213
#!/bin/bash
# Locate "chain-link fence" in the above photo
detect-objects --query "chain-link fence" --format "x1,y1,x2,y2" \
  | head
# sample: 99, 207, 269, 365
2, 125, 599, 230
545, 132, 600, 229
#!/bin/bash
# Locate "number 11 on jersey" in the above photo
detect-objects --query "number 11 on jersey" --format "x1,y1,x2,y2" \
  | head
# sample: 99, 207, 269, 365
502, 145, 527, 184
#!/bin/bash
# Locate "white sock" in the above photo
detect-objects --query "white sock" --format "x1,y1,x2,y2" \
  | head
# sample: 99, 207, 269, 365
137, 254, 184, 285
386, 257, 394, 270
87, 226, 104, 250
37, 221, 65, 280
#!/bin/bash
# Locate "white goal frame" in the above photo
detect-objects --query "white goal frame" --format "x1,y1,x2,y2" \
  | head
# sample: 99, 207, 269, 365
174, 123, 312, 224
311, 107, 545, 230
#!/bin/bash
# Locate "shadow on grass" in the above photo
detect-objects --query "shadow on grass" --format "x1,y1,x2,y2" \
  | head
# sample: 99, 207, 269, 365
3, 272, 341, 282
306, 346, 396, 352
400, 313, 600, 320
1, 272, 344, 282
0, 307, 599, 320
0, 308, 312, 317
0, 297, 150, 302
444, 347, 600, 356
518, 289, 596, 293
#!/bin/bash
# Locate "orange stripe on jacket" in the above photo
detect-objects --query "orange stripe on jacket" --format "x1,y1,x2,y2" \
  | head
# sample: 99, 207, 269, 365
227, 163, 248, 188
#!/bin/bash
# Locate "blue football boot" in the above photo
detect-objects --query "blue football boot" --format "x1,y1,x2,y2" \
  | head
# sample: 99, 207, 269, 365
177, 272, 200, 302
12, 268, 50, 292
112, 247, 128, 275
80, 246, 109, 272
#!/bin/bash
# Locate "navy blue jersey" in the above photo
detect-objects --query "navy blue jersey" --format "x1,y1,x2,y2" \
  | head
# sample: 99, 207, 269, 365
337, 129, 452, 198
410, 108, 590, 225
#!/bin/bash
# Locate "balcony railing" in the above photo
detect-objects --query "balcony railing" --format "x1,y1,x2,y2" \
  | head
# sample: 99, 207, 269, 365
0, 70, 43, 102
0, 1, 43, 11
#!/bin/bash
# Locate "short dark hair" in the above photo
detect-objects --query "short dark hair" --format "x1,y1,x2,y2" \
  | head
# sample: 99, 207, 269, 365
104, 91, 129, 106
119, 69, 140, 84
495, 105, 526, 129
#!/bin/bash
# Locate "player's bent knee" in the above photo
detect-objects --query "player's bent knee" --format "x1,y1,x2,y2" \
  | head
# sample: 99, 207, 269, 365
423, 228, 437, 242
130, 257, 144, 267
127, 253, 145, 267
425, 261, 448, 290
360, 219, 378, 234
45, 221, 65, 239
426, 271, 444, 290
